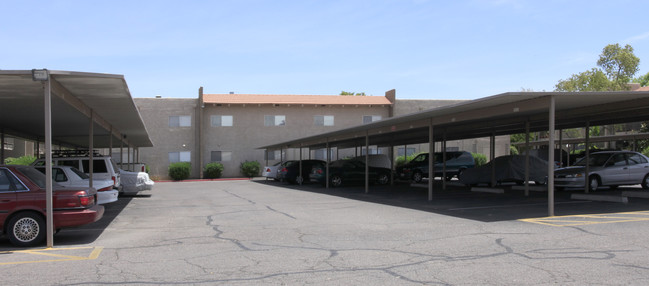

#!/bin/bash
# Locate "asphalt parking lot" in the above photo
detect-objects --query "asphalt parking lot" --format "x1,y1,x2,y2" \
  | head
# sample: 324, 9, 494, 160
2, 179, 649, 285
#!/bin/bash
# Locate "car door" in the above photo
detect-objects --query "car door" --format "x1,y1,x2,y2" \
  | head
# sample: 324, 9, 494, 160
625, 153, 649, 184
0, 169, 18, 224
601, 153, 629, 185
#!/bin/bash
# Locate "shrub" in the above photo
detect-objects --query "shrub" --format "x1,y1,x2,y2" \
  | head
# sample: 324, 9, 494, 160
395, 152, 422, 168
240, 160, 261, 178
168, 162, 191, 180
472, 153, 488, 167
4, 155, 37, 165
204, 162, 224, 179
509, 145, 519, 155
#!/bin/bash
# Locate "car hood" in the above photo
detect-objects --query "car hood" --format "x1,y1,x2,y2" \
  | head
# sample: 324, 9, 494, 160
555, 166, 604, 175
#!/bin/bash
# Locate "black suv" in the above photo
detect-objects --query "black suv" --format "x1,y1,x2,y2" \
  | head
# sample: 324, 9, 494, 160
396, 151, 475, 183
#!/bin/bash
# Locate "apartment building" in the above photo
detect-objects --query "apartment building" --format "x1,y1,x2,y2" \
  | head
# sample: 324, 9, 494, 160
134, 89, 509, 179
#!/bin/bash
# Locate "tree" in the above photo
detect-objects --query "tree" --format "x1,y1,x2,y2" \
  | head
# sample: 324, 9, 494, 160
633, 72, 649, 86
340, 91, 366, 96
555, 43, 640, 91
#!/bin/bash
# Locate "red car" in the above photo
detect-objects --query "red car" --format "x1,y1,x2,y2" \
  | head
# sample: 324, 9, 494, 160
1, 165, 104, 247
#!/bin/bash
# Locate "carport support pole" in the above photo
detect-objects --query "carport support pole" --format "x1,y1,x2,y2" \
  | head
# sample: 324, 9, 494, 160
548, 95, 556, 217
365, 131, 369, 194
585, 121, 590, 194
0, 130, 4, 163
43, 75, 54, 248
442, 133, 447, 190
299, 147, 303, 185
428, 119, 434, 201
326, 139, 330, 189
89, 110, 94, 188
524, 121, 530, 196
490, 133, 496, 187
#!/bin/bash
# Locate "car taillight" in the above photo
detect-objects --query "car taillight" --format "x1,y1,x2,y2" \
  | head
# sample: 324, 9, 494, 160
79, 195, 93, 206
112, 176, 117, 186
266, 168, 271, 172
97, 186, 113, 192
281, 167, 287, 172
141, 166, 145, 172
316, 169, 323, 174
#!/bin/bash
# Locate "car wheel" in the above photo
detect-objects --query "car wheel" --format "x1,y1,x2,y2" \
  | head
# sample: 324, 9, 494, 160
588, 176, 600, 192
377, 172, 390, 185
412, 171, 423, 183
296, 176, 304, 185
8, 212, 45, 247
445, 175, 453, 181
642, 174, 649, 190
330, 175, 343, 188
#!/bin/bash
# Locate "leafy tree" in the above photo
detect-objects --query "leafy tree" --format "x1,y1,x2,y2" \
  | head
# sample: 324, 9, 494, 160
555, 43, 640, 92
633, 72, 649, 86
340, 91, 366, 96
4, 155, 37, 165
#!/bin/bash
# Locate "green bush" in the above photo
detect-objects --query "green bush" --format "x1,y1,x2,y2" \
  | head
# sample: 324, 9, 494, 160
395, 152, 422, 168
4, 155, 37, 165
204, 162, 224, 179
240, 160, 261, 178
168, 162, 191, 180
472, 153, 488, 167
509, 145, 519, 155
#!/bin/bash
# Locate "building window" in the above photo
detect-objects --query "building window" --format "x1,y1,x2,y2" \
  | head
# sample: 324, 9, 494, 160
169, 115, 191, 127
169, 151, 191, 163
211, 151, 232, 162
314, 115, 334, 126
265, 115, 286, 126
211, 115, 233, 127
265, 150, 282, 160
2, 137, 14, 151
362, 115, 382, 124
397, 147, 416, 157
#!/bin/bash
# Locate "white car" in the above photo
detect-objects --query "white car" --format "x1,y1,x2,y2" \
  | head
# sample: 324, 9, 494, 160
34, 165, 119, 204
263, 161, 294, 181
120, 169, 154, 195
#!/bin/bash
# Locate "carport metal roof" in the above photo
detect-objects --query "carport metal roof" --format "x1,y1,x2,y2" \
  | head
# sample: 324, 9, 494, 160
261, 91, 649, 150
0, 70, 153, 148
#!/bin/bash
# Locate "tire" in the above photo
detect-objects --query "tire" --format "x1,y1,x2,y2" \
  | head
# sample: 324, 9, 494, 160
412, 171, 423, 183
8, 212, 46, 247
642, 174, 649, 190
330, 175, 343, 188
296, 176, 304, 185
588, 176, 600, 192
377, 172, 390, 185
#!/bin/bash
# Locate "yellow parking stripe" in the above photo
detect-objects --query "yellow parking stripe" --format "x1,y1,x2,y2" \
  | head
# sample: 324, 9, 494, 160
0, 247, 103, 266
520, 211, 649, 227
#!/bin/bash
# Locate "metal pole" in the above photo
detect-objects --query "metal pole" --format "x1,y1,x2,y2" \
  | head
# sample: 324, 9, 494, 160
585, 121, 590, 193
428, 119, 434, 201
89, 110, 94, 188
299, 147, 303, 185
490, 133, 496, 187
524, 121, 530, 196
442, 133, 447, 190
365, 131, 369, 194
326, 139, 330, 189
548, 95, 556, 216
43, 75, 54, 248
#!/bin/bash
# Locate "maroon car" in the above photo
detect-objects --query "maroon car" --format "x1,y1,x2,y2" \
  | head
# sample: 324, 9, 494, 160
0, 165, 104, 247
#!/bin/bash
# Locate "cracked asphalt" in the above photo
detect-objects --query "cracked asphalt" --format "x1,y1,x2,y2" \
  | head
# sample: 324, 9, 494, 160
2, 179, 649, 285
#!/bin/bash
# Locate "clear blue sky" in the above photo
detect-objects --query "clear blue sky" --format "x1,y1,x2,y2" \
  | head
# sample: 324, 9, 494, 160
2, 0, 648, 100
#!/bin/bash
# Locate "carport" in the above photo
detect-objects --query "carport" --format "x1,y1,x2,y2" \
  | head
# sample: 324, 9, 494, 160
261, 91, 649, 217
0, 69, 153, 247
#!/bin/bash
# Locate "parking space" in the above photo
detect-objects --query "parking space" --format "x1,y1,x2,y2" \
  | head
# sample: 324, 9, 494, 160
2, 180, 649, 284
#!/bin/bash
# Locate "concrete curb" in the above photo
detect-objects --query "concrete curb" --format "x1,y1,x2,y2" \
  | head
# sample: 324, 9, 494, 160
471, 187, 505, 194
571, 193, 628, 203
621, 191, 649, 198
511, 185, 547, 192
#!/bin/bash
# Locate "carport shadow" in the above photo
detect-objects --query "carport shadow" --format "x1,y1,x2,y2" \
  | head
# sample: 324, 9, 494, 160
0, 194, 144, 250
255, 179, 649, 222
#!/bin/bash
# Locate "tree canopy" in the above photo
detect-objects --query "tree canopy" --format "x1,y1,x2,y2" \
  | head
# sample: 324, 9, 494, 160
555, 43, 640, 91
340, 91, 366, 96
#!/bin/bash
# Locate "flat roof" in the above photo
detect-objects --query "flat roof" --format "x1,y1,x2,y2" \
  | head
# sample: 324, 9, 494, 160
260, 91, 649, 150
203, 93, 393, 106
0, 70, 153, 148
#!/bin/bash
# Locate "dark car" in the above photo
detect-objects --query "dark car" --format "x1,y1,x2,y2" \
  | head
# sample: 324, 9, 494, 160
555, 151, 649, 191
0, 165, 104, 246
278, 160, 325, 184
309, 159, 391, 187
459, 155, 549, 186
396, 151, 475, 183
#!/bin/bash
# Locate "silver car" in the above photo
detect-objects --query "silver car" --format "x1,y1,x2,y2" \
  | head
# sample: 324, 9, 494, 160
554, 151, 649, 191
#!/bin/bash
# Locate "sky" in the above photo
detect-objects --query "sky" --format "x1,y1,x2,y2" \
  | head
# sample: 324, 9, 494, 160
2, 0, 649, 100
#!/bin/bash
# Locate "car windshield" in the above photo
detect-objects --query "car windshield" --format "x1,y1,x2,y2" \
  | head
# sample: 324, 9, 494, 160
71, 167, 90, 179
16, 166, 46, 188
574, 153, 612, 167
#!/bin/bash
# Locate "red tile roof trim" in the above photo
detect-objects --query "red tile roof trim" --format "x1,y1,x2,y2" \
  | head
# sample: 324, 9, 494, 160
203, 94, 392, 105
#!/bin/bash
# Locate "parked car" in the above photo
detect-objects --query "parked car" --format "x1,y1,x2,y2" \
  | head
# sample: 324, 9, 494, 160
309, 159, 391, 187
555, 151, 649, 191
34, 166, 118, 204
397, 151, 475, 183
119, 169, 154, 195
459, 155, 548, 186
0, 165, 104, 247
350, 154, 392, 169
262, 161, 295, 181
278, 160, 325, 184
33, 152, 122, 192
